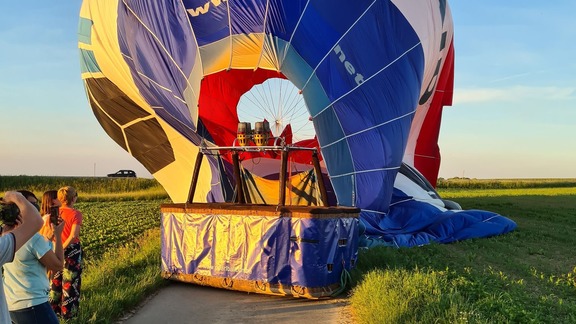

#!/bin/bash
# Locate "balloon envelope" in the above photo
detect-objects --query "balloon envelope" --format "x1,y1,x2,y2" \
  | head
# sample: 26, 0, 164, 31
79, 0, 451, 205
79, 0, 515, 246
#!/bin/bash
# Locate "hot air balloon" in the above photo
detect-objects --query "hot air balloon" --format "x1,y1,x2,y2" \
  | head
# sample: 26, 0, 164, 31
78, 0, 516, 297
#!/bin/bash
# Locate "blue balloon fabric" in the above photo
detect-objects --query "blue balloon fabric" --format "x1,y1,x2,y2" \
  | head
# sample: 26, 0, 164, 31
359, 188, 517, 248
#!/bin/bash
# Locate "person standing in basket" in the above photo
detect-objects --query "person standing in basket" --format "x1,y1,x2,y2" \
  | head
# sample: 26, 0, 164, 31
49, 186, 83, 319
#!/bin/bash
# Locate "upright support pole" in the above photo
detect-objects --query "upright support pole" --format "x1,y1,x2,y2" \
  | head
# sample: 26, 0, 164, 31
278, 149, 288, 206
187, 151, 204, 204
232, 151, 244, 203
312, 151, 329, 206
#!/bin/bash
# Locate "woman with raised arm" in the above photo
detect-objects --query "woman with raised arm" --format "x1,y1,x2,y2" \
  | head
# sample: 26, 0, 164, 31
2, 191, 64, 323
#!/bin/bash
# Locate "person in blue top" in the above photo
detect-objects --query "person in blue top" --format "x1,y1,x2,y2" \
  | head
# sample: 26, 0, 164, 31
2, 190, 65, 324
0, 191, 44, 324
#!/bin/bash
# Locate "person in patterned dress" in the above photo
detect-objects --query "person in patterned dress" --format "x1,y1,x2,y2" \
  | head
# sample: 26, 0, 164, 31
49, 186, 83, 319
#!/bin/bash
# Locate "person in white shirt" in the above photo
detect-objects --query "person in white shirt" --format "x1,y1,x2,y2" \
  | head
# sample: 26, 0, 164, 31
0, 191, 44, 323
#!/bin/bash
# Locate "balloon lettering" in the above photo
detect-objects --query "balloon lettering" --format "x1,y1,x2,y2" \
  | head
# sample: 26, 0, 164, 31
187, 0, 228, 17
418, 0, 448, 105
334, 44, 364, 86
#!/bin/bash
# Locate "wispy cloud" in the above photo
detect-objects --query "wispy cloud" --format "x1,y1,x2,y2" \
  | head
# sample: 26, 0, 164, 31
485, 70, 553, 84
453, 86, 576, 104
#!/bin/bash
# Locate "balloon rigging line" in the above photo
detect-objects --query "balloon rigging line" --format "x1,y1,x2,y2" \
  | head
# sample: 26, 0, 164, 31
255, 83, 275, 114
226, 0, 233, 70
259, 81, 280, 118
248, 85, 271, 113
255, 0, 272, 70
279, 0, 311, 70
238, 79, 313, 139
176, 0, 204, 78
255, 82, 276, 117
389, 198, 416, 207
123, 1, 204, 135
241, 95, 278, 125
285, 103, 309, 124
313, 41, 422, 119
276, 77, 285, 123
414, 153, 439, 159
294, 0, 375, 188
277, 82, 312, 138
330, 166, 399, 179
265, 79, 278, 118
278, 81, 301, 117
123, 0, 200, 102
321, 109, 416, 150
131, 68, 187, 104
282, 85, 301, 113
242, 105, 270, 123
238, 108, 264, 122
268, 79, 305, 120
288, 107, 310, 125
300, 0, 377, 93
282, 93, 306, 120
361, 208, 388, 216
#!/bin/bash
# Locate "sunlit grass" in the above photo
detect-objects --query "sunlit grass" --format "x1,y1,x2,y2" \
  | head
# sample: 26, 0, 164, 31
64, 228, 168, 324
351, 268, 471, 323
79, 188, 170, 202
349, 193, 576, 323
437, 178, 576, 189
438, 186, 576, 198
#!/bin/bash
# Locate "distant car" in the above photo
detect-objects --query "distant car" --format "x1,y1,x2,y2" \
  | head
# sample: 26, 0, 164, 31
107, 170, 137, 178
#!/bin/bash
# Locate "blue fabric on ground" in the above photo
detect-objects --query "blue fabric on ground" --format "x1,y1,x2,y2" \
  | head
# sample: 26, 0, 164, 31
359, 189, 517, 248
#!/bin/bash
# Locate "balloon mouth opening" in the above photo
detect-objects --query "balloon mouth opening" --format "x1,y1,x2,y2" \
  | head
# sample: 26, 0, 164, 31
198, 69, 316, 147
236, 76, 315, 144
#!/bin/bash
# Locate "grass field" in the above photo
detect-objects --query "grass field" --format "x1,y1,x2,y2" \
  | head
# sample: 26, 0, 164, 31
350, 186, 576, 323
2, 176, 576, 323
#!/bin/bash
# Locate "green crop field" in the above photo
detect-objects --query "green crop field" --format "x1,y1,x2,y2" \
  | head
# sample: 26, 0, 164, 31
2, 176, 576, 323
77, 200, 163, 260
0, 175, 169, 201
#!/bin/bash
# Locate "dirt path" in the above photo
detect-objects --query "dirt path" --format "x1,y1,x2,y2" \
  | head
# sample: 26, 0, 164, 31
118, 281, 354, 324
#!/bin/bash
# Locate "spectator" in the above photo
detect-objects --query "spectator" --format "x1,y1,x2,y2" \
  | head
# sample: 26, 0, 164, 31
38, 190, 61, 241
0, 191, 44, 323
49, 186, 83, 319
2, 197, 65, 323
16, 190, 39, 211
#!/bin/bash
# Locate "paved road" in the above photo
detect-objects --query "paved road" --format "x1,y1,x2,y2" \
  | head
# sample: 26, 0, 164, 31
119, 281, 353, 324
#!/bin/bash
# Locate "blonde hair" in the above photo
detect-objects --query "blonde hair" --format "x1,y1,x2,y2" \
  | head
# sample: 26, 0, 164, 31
58, 186, 77, 205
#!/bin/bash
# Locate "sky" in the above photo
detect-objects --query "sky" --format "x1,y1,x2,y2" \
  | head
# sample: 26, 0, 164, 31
1, 1, 575, 180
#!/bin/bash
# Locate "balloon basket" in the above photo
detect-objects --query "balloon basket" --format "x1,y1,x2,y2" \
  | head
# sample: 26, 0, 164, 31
160, 203, 359, 299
